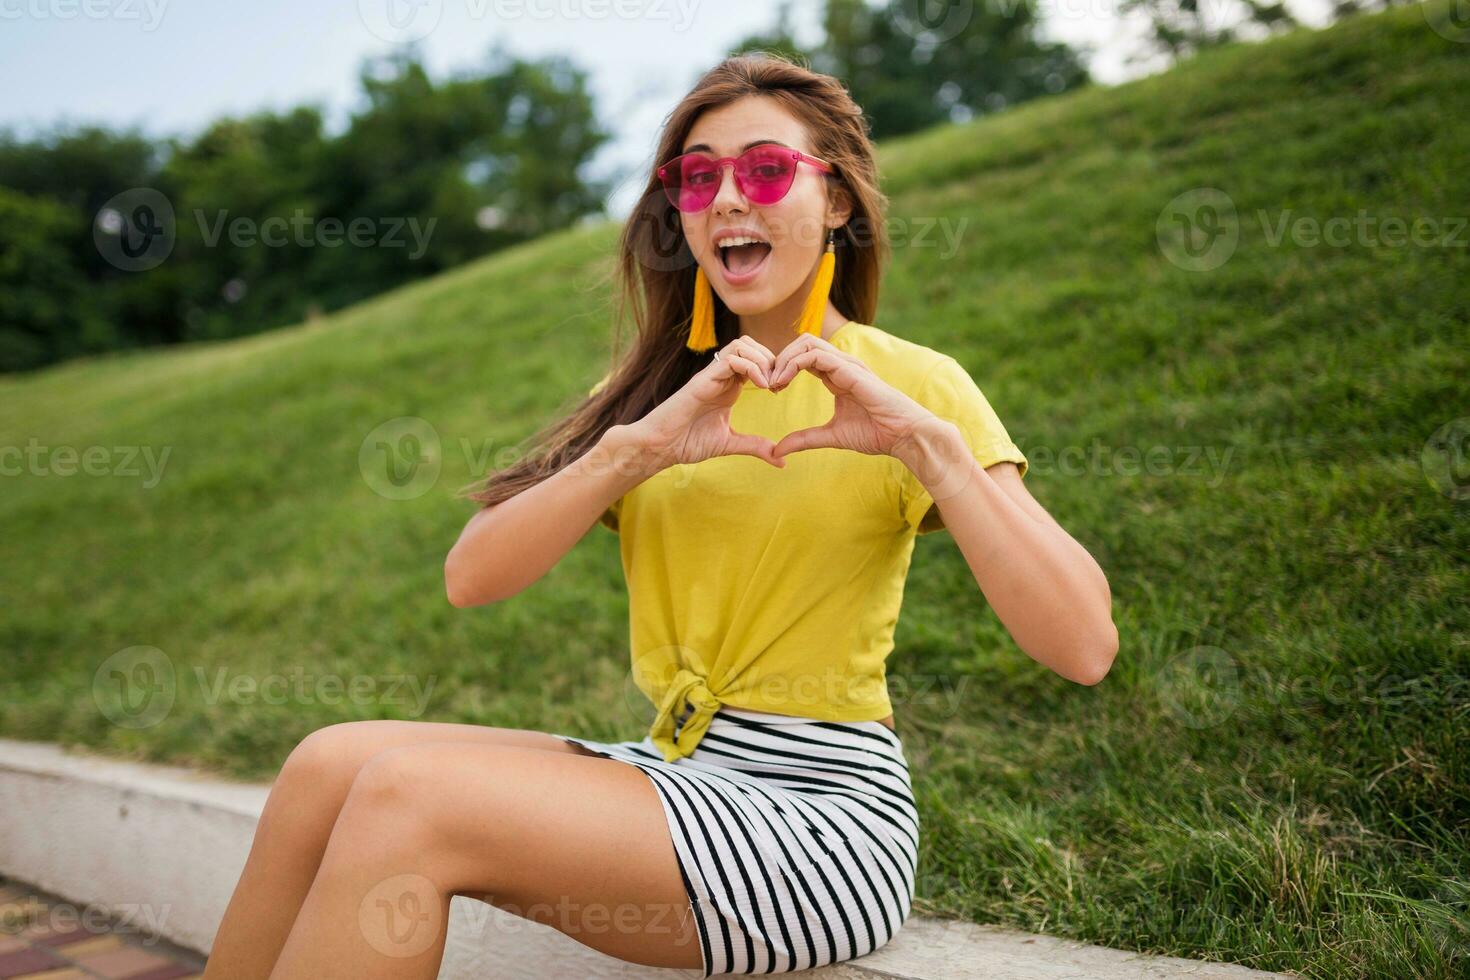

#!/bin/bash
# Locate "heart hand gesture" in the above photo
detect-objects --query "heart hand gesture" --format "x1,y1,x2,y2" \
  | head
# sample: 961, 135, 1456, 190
767, 333, 935, 461
633, 336, 788, 470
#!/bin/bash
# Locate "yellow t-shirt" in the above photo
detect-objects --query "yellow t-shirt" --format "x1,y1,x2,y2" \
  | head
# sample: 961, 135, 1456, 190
588, 320, 1028, 762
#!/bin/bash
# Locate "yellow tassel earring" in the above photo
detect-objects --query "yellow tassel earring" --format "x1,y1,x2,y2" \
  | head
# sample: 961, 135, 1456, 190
794, 228, 836, 339
685, 264, 717, 353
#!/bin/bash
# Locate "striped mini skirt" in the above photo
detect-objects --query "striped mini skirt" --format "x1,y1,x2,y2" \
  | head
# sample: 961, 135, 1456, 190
552, 703, 919, 977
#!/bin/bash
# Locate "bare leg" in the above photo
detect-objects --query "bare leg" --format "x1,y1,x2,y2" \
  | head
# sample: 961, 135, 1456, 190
267, 741, 702, 979
202, 721, 602, 980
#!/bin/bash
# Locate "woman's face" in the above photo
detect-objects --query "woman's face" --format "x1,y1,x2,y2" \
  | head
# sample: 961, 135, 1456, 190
675, 95, 849, 317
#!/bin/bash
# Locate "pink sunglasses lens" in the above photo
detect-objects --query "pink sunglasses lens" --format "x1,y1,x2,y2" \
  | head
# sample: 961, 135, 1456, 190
659, 147, 800, 211
736, 147, 797, 205
662, 155, 720, 212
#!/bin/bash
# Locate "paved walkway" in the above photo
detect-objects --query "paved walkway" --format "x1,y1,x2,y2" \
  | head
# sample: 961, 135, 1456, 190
0, 877, 205, 980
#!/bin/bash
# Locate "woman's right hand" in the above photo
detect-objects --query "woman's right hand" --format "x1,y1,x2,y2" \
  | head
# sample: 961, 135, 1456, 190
628, 336, 786, 471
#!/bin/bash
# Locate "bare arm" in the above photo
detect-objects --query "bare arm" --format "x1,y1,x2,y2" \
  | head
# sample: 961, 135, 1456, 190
445, 335, 788, 608
444, 425, 655, 607
893, 422, 1118, 685
762, 332, 1118, 685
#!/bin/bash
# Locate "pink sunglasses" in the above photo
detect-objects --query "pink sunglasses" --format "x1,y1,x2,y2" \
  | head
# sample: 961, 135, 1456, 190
657, 144, 833, 213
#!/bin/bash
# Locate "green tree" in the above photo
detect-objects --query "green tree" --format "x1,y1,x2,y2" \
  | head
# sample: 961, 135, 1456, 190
731, 0, 1089, 140
0, 47, 610, 372
311, 44, 610, 313
0, 188, 113, 371
162, 106, 330, 341
1117, 0, 1298, 60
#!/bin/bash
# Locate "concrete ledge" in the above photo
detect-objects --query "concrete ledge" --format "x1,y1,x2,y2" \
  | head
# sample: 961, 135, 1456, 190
0, 738, 1291, 979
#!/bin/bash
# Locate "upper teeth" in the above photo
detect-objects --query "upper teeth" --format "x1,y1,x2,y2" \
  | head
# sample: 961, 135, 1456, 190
719, 235, 766, 247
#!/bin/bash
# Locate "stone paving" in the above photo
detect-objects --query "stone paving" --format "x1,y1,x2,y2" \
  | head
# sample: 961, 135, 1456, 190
0, 877, 205, 980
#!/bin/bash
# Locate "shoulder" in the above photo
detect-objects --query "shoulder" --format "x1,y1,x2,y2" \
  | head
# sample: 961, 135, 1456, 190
837, 321, 953, 393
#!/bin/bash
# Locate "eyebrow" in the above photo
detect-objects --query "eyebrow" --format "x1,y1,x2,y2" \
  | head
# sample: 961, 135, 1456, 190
680, 138, 789, 155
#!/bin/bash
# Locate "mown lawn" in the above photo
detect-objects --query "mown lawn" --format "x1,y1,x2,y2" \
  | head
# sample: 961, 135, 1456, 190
2, 3, 1466, 976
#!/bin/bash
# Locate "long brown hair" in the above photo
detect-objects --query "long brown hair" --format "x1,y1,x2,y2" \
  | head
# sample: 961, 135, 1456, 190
458, 51, 889, 508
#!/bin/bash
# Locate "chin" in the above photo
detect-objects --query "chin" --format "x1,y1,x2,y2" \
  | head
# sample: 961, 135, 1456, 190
721, 292, 778, 316
707, 265, 800, 319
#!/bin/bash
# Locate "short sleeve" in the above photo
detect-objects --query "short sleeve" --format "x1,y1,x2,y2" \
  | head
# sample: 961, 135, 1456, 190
588, 370, 621, 533
897, 356, 1028, 535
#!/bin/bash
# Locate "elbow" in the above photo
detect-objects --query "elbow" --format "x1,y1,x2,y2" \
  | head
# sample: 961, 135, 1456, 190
445, 563, 471, 608
444, 553, 488, 609
445, 554, 515, 608
446, 554, 527, 607
1074, 621, 1119, 686
446, 579, 474, 609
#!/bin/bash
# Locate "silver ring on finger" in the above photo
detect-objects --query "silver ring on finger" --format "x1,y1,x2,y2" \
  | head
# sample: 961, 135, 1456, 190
713, 348, 723, 361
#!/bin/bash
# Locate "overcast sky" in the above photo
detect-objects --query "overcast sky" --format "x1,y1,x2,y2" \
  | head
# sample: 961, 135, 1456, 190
0, 0, 1333, 215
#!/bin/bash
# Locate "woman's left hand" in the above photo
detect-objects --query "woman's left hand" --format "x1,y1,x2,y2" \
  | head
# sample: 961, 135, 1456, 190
768, 333, 936, 460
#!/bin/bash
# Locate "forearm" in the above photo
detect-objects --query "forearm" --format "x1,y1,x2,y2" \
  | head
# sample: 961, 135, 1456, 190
444, 424, 655, 607
895, 422, 1117, 684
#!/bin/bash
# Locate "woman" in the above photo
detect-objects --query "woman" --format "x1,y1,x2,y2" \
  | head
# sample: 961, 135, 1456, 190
205, 54, 1117, 979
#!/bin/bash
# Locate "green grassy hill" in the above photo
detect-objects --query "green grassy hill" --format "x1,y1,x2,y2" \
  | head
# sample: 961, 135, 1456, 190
3, 3, 1467, 975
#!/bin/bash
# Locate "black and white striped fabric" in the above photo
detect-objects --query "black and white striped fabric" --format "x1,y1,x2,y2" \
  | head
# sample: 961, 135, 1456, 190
554, 703, 919, 977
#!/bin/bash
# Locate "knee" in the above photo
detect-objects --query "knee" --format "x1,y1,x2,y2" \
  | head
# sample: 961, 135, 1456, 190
331, 748, 442, 851
341, 746, 438, 816
272, 722, 372, 802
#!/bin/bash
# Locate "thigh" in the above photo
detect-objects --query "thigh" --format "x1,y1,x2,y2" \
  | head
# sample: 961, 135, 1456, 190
344, 741, 703, 971
301, 717, 591, 764
280, 718, 595, 790
263, 720, 603, 841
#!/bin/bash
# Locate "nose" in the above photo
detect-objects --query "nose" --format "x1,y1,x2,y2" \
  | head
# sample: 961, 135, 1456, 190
710, 162, 747, 215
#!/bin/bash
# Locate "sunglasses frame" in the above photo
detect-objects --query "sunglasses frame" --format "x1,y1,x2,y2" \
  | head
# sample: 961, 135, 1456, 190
657, 145, 834, 213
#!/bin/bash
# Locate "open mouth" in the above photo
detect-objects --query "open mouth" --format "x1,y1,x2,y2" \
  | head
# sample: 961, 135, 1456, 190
717, 238, 773, 281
